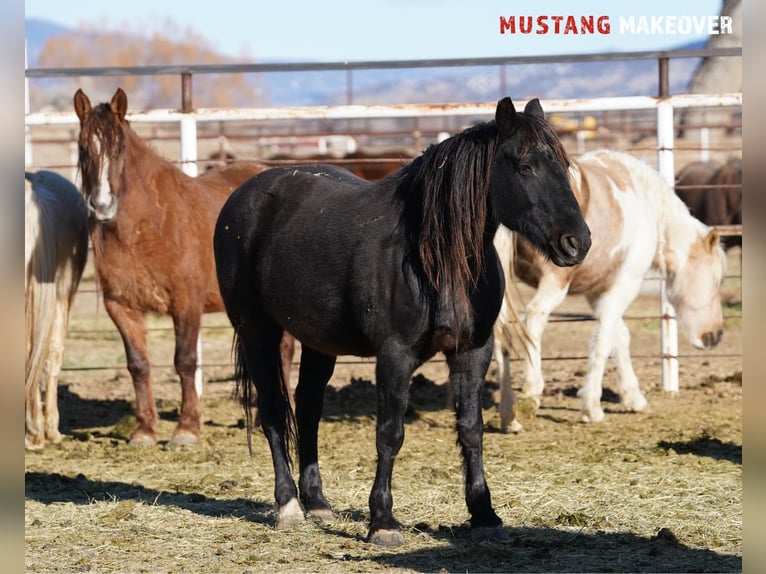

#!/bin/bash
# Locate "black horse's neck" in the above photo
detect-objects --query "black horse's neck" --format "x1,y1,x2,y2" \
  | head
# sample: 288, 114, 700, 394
394, 121, 500, 329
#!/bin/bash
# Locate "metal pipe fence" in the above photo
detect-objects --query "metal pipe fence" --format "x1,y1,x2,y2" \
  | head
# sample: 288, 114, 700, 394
25, 49, 742, 390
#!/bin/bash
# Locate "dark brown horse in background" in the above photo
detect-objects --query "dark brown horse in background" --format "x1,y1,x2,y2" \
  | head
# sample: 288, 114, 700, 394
74, 87, 292, 446
265, 147, 416, 181
675, 158, 742, 249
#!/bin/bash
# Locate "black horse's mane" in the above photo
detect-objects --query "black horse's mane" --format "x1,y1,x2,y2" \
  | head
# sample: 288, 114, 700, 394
392, 112, 569, 331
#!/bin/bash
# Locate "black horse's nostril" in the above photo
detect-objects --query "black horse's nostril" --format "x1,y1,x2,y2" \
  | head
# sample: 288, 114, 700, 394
560, 234, 580, 257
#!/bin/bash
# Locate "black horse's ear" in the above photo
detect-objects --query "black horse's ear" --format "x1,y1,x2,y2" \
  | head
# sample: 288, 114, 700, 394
110, 88, 128, 121
495, 97, 518, 137
73, 89, 91, 124
524, 98, 544, 119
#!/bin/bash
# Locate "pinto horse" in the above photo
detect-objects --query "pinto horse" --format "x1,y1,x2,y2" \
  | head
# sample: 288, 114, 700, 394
73, 88, 291, 446
493, 149, 726, 431
214, 97, 591, 545
25, 170, 89, 450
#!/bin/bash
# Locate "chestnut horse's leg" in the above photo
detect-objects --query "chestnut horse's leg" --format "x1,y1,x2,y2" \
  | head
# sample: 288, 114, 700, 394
446, 336, 506, 542
367, 339, 419, 547
104, 300, 157, 445
170, 314, 203, 445
280, 333, 296, 412
295, 347, 336, 521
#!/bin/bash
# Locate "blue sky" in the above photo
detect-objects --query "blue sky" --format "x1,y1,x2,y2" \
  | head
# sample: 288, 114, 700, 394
25, 0, 726, 62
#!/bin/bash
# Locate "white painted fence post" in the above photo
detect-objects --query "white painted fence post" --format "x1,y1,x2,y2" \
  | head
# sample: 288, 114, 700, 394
700, 127, 710, 162
25, 40, 33, 168
179, 115, 204, 399
656, 99, 679, 393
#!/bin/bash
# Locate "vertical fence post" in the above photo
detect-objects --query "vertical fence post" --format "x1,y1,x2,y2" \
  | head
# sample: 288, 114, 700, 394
346, 69, 353, 105
179, 72, 204, 399
700, 127, 710, 162
25, 40, 33, 168
656, 84, 680, 394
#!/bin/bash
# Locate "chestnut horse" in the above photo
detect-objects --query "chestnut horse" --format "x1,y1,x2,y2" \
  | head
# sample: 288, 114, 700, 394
214, 98, 591, 545
74, 87, 291, 446
493, 149, 726, 431
25, 170, 89, 449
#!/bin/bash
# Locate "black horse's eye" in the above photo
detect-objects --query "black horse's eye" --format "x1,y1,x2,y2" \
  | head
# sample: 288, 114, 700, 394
518, 163, 534, 176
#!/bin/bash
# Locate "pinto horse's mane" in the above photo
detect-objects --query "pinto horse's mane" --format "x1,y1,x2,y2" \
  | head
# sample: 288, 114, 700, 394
394, 113, 570, 329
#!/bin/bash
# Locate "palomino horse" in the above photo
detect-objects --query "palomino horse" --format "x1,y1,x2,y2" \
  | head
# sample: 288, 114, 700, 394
493, 149, 726, 431
73, 87, 292, 446
25, 170, 89, 449
214, 97, 591, 545
676, 158, 742, 249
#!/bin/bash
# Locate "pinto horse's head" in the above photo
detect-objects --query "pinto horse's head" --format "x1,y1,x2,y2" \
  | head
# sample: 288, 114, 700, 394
73, 88, 129, 223
667, 226, 726, 350
490, 97, 591, 267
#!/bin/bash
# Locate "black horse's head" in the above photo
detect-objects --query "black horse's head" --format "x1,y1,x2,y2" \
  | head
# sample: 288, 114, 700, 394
73, 88, 129, 223
490, 97, 590, 266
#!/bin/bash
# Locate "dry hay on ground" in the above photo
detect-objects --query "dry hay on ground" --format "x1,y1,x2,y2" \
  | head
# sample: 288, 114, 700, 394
25, 251, 742, 573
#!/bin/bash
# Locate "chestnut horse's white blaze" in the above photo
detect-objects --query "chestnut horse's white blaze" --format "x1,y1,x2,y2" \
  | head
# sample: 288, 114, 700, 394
494, 149, 725, 428
83, 135, 118, 222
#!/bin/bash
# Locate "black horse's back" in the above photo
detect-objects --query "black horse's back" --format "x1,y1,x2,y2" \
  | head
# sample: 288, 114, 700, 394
216, 163, 411, 357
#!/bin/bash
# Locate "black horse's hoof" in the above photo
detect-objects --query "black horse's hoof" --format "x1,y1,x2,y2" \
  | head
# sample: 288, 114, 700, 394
368, 529, 406, 547
307, 507, 337, 523
472, 525, 509, 542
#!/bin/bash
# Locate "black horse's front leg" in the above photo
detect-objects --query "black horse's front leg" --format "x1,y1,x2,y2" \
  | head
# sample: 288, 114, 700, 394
446, 335, 508, 541
367, 339, 419, 546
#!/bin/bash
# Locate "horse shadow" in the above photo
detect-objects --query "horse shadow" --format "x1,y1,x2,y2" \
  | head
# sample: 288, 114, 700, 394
322, 374, 497, 421
25, 472, 740, 573
57, 385, 134, 434
328, 522, 741, 573
24, 471, 274, 525
658, 436, 742, 465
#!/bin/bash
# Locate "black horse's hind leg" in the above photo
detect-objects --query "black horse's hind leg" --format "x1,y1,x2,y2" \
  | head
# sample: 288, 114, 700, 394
446, 335, 507, 541
239, 317, 303, 528
296, 346, 337, 521
367, 339, 420, 546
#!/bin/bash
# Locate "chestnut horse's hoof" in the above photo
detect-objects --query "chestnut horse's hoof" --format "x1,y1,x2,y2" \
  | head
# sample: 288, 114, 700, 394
128, 430, 157, 446
471, 525, 509, 542
368, 529, 406, 547
168, 429, 199, 446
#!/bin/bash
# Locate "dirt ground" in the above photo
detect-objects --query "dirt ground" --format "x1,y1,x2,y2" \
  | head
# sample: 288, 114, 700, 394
24, 249, 742, 573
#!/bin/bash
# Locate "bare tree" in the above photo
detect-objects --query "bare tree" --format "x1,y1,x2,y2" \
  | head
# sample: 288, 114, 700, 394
32, 17, 270, 110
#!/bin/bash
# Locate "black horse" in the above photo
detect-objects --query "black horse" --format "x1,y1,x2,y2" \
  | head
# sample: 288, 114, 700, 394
214, 97, 591, 546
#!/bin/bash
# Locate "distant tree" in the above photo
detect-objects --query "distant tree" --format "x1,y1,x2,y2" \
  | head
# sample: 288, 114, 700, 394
31, 17, 269, 111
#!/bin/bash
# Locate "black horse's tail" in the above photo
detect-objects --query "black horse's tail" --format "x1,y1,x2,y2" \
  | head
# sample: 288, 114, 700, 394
232, 324, 297, 462
215, 178, 297, 462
